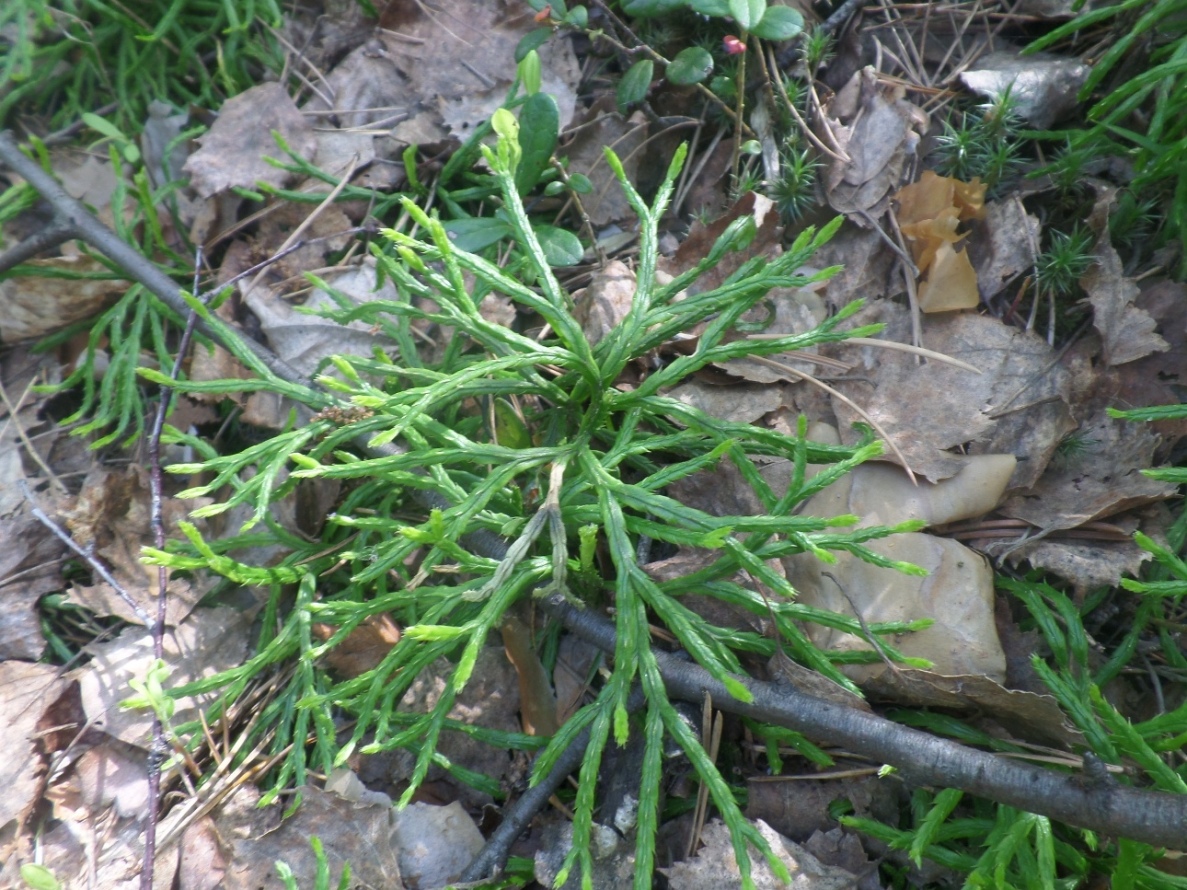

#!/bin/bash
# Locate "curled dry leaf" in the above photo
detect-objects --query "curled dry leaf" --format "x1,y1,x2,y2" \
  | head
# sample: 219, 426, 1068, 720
0, 662, 71, 831
894, 170, 986, 312
1082, 186, 1169, 367
823, 67, 928, 216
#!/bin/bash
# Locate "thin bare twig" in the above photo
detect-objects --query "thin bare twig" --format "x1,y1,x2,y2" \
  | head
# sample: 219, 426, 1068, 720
139, 251, 206, 890
19, 480, 156, 628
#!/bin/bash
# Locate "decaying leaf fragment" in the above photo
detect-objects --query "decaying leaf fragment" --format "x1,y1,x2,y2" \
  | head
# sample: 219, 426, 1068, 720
1081, 186, 1169, 366
822, 67, 928, 215
894, 170, 985, 311
783, 423, 1014, 687
0, 256, 128, 342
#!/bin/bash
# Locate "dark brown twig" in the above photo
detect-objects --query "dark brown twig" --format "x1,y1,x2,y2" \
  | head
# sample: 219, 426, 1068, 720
542, 594, 1187, 852
139, 251, 206, 890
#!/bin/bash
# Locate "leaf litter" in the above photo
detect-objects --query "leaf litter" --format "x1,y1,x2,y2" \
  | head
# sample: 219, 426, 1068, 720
2, 0, 1186, 885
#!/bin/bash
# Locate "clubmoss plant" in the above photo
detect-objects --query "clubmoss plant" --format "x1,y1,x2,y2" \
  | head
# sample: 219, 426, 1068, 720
133, 114, 929, 888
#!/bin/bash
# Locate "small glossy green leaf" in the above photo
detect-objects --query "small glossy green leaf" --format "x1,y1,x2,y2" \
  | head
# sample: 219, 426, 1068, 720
519, 49, 542, 96
494, 399, 532, 449
617, 59, 654, 113
442, 217, 513, 251
543, 180, 566, 196
667, 46, 714, 86
532, 224, 584, 266
20, 865, 61, 890
623, 0, 686, 14
564, 5, 588, 27
729, 0, 766, 31
568, 172, 593, 194
688, 0, 730, 14
751, 5, 803, 40
515, 28, 551, 62
515, 92, 559, 194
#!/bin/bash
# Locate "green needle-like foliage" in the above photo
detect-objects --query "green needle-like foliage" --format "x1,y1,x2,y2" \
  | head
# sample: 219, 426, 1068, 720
138, 118, 928, 888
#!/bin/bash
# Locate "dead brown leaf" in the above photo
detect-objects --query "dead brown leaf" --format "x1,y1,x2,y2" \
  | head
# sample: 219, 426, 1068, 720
0, 661, 71, 832
824, 67, 927, 216
502, 610, 558, 737
967, 196, 1040, 301
184, 83, 317, 199
0, 514, 68, 660
72, 606, 250, 747
565, 103, 650, 227
62, 465, 207, 626
242, 258, 399, 379
1082, 187, 1170, 366
0, 256, 128, 343
358, 647, 521, 808
312, 612, 402, 679
832, 305, 1067, 483
574, 259, 637, 346
207, 783, 404, 890
339, 0, 581, 147
998, 408, 1177, 533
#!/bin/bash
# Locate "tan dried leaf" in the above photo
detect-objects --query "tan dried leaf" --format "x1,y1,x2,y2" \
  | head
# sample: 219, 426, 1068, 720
184, 83, 317, 198
1083, 189, 1169, 366
0, 256, 127, 342
72, 606, 250, 747
0, 662, 70, 830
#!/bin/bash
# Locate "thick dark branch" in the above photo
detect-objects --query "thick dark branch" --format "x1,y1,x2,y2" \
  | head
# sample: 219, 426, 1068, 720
543, 594, 1187, 852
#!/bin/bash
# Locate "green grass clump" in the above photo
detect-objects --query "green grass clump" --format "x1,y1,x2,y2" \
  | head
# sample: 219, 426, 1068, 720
0, 0, 283, 130
1027, 0, 1187, 277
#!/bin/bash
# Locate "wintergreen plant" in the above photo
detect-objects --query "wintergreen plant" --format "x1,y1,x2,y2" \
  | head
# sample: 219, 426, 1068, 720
135, 113, 928, 888
610, 0, 804, 111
